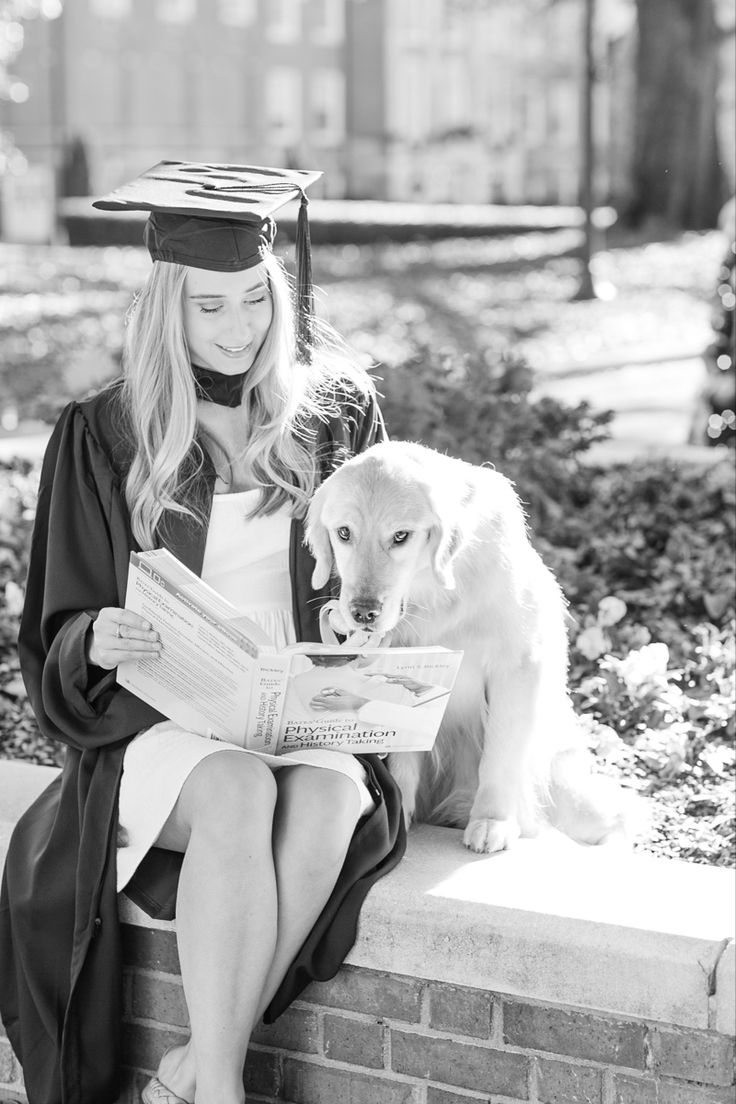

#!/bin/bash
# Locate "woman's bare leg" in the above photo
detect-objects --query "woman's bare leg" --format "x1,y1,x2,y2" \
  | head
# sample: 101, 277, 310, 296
152, 759, 363, 1101
153, 751, 278, 1104
254, 764, 363, 1018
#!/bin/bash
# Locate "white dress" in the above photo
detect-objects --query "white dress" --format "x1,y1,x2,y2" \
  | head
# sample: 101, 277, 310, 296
116, 490, 375, 892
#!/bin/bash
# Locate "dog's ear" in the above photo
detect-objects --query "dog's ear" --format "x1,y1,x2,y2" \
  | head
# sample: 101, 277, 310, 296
426, 471, 475, 590
305, 484, 335, 589
429, 520, 462, 590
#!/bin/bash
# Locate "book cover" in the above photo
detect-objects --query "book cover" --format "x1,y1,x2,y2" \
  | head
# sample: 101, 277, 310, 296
118, 549, 463, 754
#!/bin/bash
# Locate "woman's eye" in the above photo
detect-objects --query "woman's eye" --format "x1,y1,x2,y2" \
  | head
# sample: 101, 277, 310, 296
199, 304, 222, 315
336, 527, 351, 542
245, 295, 268, 306
393, 530, 410, 545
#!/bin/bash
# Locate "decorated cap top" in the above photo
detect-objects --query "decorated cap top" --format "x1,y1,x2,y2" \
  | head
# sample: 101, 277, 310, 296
94, 160, 322, 356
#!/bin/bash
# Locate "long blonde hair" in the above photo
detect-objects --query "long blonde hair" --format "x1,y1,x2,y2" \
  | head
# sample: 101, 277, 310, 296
122, 251, 372, 549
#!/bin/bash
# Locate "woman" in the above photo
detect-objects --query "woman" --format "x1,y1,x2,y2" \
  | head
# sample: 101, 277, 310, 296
0, 163, 406, 1104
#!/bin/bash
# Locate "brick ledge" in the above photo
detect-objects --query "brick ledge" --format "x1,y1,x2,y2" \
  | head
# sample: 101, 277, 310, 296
1, 759, 734, 1037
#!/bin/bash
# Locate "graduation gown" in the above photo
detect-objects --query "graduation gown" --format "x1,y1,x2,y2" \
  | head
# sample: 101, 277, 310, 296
0, 382, 406, 1104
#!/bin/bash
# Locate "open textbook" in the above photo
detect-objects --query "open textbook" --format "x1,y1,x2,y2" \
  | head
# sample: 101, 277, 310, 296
117, 549, 463, 755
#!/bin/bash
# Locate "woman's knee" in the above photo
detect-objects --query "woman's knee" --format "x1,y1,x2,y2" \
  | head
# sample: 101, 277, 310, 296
181, 752, 277, 835
276, 766, 362, 856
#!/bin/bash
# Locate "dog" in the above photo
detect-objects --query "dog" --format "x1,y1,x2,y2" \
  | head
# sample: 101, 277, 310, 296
305, 440, 631, 854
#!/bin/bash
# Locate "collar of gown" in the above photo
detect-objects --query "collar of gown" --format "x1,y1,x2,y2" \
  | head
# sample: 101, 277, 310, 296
191, 363, 247, 407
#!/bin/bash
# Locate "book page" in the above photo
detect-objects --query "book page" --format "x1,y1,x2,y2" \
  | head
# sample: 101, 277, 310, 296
135, 548, 274, 651
117, 552, 258, 745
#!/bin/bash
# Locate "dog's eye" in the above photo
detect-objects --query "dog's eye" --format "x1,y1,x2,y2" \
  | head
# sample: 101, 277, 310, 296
336, 526, 351, 542
393, 530, 410, 545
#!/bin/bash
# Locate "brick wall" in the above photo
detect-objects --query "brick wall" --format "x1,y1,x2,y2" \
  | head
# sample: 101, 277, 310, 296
1, 920, 734, 1103
99, 922, 736, 1104
1, 937, 735, 1104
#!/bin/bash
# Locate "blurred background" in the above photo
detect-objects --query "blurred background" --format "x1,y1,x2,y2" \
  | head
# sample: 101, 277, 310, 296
0, 0, 734, 863
0, 0, 734, 453
0, 0, 734, 450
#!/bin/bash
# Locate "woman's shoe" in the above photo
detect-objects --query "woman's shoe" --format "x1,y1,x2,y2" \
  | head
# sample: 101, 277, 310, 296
141, 1075, 192, 1104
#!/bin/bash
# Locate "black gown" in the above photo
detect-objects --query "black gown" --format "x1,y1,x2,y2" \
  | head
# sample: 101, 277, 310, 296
0, 381, 406, 1104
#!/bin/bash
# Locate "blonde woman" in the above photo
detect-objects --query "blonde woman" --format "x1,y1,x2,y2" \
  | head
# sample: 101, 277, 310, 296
0, 163, 405, 1104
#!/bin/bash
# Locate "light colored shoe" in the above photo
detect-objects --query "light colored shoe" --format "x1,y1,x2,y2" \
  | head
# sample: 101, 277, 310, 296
141, 1075, 192, 1104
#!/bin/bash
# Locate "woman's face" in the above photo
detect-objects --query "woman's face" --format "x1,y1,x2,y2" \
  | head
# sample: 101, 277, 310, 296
182, 263, 273, 375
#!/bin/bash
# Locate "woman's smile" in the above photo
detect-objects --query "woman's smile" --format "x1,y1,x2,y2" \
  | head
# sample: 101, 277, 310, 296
216, 342, 253, 358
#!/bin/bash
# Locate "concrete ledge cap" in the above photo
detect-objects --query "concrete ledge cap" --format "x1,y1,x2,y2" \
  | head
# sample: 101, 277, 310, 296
1, 761, 733, 1032
343, 825, 735, 1030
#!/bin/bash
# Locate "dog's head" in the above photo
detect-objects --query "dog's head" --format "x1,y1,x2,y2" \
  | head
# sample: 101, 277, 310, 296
305, 442, 471, 635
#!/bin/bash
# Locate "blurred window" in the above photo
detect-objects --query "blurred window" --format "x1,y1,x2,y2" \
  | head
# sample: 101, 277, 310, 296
489, 64, 514, 145
396, 55, 430, 141
150, 50, 187, 124
265, 67, 302, 145
312, 0, 344, 44
266, 0, 300, 42
156, 0, 196, 23
81, 49, 119, 123
440, 52, 469, 132
402, 0, 429, 41
217, 0, 257, 26
309, 68, 345, 145
89, 0, 131, 17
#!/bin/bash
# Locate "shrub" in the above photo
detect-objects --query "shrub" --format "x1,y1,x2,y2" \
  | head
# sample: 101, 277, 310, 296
374, 345, 614, 530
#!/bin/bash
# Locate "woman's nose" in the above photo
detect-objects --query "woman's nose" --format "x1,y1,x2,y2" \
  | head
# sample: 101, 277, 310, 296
224, 306, 252, 339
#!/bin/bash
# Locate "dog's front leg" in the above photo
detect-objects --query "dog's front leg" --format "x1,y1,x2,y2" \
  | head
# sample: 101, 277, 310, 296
463, 663, 541, 854
386, 751, 424, 829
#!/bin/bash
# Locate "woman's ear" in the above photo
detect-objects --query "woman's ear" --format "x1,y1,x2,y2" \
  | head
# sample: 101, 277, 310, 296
305, 486, 334, 589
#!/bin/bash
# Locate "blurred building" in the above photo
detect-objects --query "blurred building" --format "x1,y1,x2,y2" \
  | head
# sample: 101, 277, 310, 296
1, 0, 630, 204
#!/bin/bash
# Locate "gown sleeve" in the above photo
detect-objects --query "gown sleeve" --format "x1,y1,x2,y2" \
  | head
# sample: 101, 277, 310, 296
18, 402, 164, 751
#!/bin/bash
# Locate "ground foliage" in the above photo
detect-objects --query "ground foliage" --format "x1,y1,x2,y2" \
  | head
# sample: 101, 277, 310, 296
0, 229, 733, 868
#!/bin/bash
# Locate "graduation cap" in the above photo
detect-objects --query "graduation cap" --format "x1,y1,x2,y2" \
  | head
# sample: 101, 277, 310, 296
93, 161, 322, 358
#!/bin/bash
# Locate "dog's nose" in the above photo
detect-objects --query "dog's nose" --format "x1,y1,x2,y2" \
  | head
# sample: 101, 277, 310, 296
350, 599, 381, 626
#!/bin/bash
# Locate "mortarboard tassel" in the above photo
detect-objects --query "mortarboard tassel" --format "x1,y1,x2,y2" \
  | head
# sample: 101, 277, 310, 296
295, 190, 314, 363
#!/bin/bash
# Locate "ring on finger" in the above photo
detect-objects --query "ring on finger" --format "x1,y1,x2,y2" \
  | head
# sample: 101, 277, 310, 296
115, 623, 122, 639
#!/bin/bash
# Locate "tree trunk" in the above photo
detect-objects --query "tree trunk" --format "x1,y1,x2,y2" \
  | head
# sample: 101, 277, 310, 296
575, 0, 597, 299
629, 0, 726, 229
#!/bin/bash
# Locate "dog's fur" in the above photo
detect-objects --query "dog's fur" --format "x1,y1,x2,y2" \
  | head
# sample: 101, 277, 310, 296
306, 440, 631, 853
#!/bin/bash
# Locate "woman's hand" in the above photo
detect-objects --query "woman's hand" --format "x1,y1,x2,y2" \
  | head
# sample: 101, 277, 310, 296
310, 687, 369, 713
86, 608, 161, 670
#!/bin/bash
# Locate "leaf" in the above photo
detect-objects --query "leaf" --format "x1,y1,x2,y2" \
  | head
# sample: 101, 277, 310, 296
1, 677, 27, 699
3, 580, 25, 618
699, 745, 735, 776
704, 592, 733, 621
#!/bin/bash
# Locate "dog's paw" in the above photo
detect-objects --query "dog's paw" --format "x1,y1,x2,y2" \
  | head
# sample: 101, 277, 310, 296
463, 817, 520, 854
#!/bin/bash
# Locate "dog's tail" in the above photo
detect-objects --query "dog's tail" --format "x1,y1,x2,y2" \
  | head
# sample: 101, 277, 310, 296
545, 748, 646, 845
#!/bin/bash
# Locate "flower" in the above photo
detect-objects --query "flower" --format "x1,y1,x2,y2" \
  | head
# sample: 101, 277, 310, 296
576, 624, 610, 661
636, 723, 689, 777
616, 642, 670, 695
597, 595, 627, 627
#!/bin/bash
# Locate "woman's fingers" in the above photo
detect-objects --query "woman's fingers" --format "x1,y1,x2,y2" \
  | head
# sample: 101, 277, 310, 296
87, 607, 162, 670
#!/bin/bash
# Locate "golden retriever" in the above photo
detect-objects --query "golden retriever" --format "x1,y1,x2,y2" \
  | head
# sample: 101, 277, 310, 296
305, 440, 630, 854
